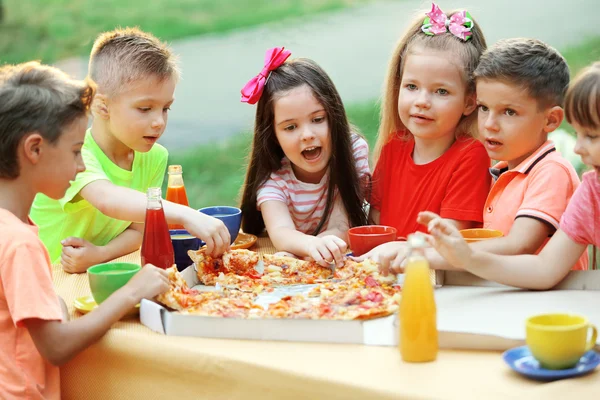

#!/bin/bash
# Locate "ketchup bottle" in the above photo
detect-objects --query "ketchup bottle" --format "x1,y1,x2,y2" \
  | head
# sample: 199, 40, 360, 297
141, 187, 175, 269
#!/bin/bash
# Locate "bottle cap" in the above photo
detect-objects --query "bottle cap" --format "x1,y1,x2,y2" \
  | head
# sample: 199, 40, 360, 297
407, 233, 428, 248
146, 187, 162, 199
168, 165, 183, 174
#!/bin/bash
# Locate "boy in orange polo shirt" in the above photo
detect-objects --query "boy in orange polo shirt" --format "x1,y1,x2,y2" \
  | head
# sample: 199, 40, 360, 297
360, 38, 588, 274
0, 63, 169, 399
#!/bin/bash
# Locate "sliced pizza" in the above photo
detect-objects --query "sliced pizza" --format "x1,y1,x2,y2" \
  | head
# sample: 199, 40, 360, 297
189, 249, 261, 285
262, 253, 333, 282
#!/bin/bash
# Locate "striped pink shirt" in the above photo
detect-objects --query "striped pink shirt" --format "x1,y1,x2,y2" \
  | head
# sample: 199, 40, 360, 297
257, 135, 370, 234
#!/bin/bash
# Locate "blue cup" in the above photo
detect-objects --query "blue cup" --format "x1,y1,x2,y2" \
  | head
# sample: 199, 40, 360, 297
198, 206, 242, 245
170, 229, 201, 271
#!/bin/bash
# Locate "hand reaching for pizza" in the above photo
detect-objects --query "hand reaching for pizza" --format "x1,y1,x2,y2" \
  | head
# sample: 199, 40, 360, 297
60, 237, 104, 274
352, 241, 410, 276
124, 264, 170, 302
417, 211, 473, 269
182, 209, 231, 257
307, 235, 347, 267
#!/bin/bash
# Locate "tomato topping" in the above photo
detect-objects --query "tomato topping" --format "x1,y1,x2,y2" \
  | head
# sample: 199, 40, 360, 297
365, 276, 380, 287
366, 291, 384, 303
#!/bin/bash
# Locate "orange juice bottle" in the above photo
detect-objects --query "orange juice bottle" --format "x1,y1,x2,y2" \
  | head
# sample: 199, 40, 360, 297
399, 234, 438, 362
165, 165, 189, 229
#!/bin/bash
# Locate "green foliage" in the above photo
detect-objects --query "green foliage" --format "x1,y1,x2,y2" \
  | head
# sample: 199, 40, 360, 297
0, 0, 370, 64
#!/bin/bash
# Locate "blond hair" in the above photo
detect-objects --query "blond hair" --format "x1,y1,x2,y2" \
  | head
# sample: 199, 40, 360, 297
88, 27, 179, 96
0, 61, 95, 179
565, 62, 600, 130
373, 9, 487, 163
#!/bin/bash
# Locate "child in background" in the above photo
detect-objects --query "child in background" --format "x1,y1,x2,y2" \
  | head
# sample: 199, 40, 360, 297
369, 3, 491, 243
239, 48, 370, 268
419, 62, 600, 289
369, 38, 588, 273
0, 62, 169, 399
30, 28, 229, 273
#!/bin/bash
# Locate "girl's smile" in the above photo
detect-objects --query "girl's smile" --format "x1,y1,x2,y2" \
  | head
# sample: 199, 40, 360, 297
301, 146, 322, 162
273, 85, 332, 184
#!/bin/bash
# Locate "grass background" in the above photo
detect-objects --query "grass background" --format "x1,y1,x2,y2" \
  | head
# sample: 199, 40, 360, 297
0, 0, 370, 64
167, 36, 600, 209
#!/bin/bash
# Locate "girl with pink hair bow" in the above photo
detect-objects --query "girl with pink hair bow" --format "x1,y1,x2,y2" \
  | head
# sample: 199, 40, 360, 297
239, 50, 370, 267
356, 3, 491, 271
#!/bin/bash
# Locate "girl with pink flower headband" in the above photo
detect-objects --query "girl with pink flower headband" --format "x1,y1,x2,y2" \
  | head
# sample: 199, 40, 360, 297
356, 3, 492, 265
239, 50, 370, 267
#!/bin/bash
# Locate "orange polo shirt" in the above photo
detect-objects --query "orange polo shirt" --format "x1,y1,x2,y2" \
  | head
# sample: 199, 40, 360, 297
0, 208, 63, 399
483, 140, 588, 270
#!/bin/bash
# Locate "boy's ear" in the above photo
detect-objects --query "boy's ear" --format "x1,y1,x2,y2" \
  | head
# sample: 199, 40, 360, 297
544, 106, 564, 133
92, 94, 110, 119
22, 133, 44, 165
463, 92, 477, 116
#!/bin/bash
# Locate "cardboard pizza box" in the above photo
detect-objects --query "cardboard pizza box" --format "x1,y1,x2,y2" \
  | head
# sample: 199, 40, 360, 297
140, 266, 600, 350
140, 265, 396, 346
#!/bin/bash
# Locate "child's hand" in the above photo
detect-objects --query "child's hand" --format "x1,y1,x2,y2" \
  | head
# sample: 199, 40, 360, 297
60, 237, 103, 274
184, 211, 231, 257
352, 241, 410, 276
307, 235, 347, 267
124, 264, 170, 302
417, 211, 472, 269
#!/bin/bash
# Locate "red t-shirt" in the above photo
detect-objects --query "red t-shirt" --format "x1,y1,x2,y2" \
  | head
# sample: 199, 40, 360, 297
371, 133, 491, 238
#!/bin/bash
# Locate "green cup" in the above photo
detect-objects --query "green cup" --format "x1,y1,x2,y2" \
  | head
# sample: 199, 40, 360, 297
88, 262, 141, 305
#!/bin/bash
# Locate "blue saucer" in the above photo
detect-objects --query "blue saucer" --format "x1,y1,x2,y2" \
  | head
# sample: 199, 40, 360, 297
503, 346, 600, 381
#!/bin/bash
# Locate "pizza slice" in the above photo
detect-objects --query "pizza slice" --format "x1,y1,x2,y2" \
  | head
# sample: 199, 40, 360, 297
156, 265, 203, 310
188, 249, 261, 285
181, 292, 263, 318
265, 286, 399, 320
262, 253, 333, 283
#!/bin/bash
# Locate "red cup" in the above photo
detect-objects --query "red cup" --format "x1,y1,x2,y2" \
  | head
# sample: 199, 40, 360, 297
348, 225, 398, 256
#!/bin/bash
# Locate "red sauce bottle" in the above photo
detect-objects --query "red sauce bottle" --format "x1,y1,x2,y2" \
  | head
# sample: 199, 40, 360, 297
141, 187, 175, 269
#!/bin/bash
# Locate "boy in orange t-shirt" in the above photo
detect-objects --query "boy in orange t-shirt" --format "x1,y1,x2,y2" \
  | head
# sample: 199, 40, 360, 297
0, 62, 169, 399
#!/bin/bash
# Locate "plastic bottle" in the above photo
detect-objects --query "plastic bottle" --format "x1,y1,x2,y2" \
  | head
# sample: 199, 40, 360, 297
399, 233, 438, 362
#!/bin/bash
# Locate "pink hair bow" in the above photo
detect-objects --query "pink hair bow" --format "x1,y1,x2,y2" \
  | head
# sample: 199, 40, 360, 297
240, 47, 292, 104
421, 3, 473, 41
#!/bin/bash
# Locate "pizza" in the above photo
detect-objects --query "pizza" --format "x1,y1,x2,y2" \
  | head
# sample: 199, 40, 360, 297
156, 265, 203, 310
155, 250, 403, 321
189, 249, 261, 285
181, 292, 263, 318
157, 266, 262, 316
262, 253, 333, 282
265, 288, 399, 320
188, 249, 333, 288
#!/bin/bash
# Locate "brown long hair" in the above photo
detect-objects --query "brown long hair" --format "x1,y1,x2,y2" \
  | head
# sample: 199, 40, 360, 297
373, 8, 487, 163
240, 58, 368, 235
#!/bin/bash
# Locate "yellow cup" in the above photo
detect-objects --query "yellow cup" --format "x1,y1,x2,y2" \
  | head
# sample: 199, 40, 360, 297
526, 313, 598, 370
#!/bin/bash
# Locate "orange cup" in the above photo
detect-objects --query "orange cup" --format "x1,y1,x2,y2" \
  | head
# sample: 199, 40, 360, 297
459, 228, 503, 243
